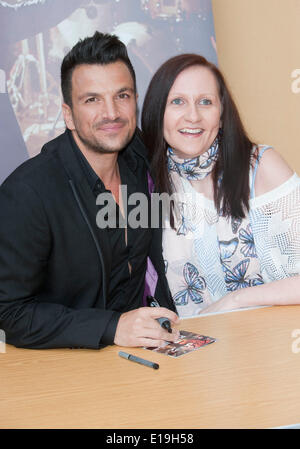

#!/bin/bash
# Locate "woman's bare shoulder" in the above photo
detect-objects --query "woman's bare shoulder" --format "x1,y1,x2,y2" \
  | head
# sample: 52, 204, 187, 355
254, 146, 294, 196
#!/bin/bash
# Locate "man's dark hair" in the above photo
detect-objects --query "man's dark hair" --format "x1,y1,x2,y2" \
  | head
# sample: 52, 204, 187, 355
61, 31, 136, 107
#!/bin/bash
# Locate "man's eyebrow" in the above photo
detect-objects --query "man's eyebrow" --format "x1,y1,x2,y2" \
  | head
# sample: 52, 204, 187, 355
117, 87, 135, 94
78, 92, 99, 101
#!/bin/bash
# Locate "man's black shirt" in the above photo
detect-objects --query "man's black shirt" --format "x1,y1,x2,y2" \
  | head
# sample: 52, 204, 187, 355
70, 133, 151, 344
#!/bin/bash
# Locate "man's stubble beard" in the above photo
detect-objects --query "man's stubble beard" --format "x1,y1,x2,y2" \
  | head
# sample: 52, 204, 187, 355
74, 117, 136, 155
77, 131, 133, 154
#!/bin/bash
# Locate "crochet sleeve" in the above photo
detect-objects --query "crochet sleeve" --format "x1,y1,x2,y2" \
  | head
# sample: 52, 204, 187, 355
250, 173, 300, 282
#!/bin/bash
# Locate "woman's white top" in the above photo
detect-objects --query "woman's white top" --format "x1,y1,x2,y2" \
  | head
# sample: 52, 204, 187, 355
163, 146, 300, 317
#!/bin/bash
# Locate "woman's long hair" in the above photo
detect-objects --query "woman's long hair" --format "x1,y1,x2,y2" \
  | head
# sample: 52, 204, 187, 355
141, 54, 255, 219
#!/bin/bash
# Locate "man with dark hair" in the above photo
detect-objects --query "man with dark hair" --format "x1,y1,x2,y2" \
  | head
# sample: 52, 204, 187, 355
61, 31, 137, 107
0, 31, 179, 350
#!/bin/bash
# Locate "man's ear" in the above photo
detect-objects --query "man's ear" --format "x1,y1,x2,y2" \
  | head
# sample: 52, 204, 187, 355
62, 103, 75, 131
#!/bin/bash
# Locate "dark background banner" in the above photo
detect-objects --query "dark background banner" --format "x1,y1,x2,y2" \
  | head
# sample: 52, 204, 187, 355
0, 0, 217, 185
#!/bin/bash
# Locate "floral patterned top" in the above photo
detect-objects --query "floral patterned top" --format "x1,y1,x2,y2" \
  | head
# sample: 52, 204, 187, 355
163, 145, 271, 318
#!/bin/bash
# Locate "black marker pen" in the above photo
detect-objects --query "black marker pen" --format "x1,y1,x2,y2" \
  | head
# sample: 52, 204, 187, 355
147, 295, 172, 333
119, 351, 159, 370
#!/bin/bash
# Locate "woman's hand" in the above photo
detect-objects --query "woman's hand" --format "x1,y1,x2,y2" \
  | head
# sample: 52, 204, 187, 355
199, 292, 239, 314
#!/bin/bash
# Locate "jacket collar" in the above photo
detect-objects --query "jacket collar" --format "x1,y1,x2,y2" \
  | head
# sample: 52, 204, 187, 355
42, 128, 149, 181
41, 128, 149, 309
43, 130, 111, 307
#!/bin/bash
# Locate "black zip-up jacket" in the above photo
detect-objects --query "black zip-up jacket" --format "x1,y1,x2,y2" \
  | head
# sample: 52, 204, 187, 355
0, 129, 175, 349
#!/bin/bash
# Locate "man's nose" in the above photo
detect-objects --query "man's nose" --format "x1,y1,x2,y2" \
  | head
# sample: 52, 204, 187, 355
102, 98, 119, 120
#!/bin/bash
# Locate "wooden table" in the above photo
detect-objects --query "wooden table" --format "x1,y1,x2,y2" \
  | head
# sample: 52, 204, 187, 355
1, 305, 300, 429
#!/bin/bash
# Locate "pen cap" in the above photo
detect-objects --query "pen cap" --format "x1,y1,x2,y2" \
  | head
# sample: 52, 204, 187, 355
118, 351, 130, 360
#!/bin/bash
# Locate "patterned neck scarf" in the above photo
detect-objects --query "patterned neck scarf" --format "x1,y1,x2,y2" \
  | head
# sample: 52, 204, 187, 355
167, 133, 220, 180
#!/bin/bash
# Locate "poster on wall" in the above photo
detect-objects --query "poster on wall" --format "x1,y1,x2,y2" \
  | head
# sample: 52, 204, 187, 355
0, 0, 217, 184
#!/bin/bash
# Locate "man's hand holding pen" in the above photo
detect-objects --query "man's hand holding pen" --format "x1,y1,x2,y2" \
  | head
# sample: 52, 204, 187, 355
114, 307, 180, 348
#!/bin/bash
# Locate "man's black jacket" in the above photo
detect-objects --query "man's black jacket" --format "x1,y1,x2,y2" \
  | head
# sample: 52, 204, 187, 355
0, 129, 175, 349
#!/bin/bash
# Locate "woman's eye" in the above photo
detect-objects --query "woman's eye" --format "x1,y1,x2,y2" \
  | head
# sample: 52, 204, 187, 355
171, 98, 183, 105
199, 98, 212, 105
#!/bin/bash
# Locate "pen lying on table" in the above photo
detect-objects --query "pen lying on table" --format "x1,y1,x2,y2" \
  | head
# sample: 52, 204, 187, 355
119, 351, 159, 370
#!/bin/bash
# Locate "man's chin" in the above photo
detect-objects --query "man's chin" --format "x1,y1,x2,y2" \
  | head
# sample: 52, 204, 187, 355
92, 141, 130, 154
97, 132, 136, 154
